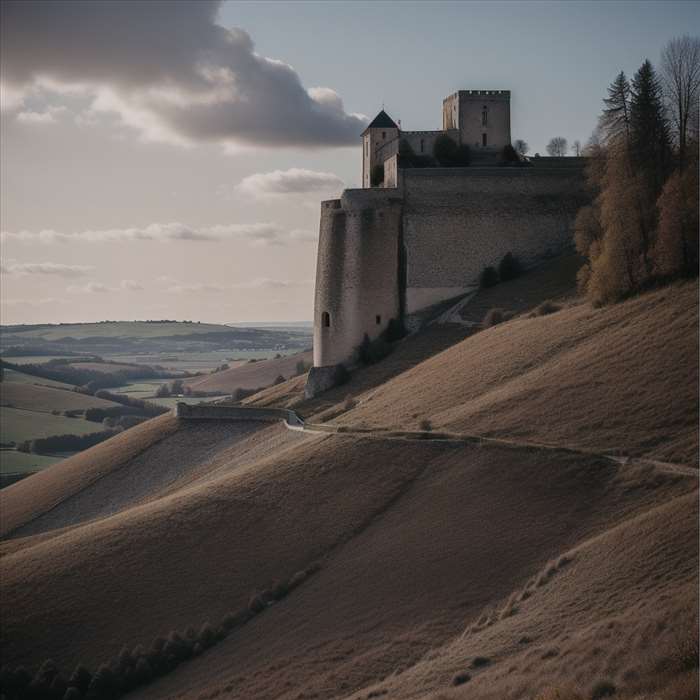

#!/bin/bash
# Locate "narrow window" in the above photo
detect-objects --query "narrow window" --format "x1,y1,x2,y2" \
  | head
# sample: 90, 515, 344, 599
382, 131, 386, 140
482, 106, 488, 126
420, 139, 424, 153
482, 133, 487, 147
376, 315, 381, 325
321, 311, 330, 328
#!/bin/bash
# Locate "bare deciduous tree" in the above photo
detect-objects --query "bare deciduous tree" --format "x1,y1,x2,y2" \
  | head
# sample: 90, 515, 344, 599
513, 139, 529, 156
661, 35, 700, 166
546, 137, 568, 157
571, 140, 582, 156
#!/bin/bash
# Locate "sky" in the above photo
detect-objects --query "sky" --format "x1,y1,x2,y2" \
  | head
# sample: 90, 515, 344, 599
1, 0, 698, 325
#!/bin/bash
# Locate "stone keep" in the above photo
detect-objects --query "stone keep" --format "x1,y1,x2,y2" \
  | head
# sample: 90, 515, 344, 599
306, 90, 588, 398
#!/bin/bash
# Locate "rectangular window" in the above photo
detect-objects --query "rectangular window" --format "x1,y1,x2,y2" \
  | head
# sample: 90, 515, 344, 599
482, 133, 487, 147
376, 315, 381, 325
382, 131, 386, 139
420, 139, 424, 153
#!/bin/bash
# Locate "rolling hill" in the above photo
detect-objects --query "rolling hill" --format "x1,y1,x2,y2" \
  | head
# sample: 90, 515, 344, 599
185, 350, 313, 394
0, 279, 697, 700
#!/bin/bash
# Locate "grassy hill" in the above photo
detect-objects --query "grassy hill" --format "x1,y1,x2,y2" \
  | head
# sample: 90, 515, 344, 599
0, 280, 696, 700
185, 350, 312, 394
0, 383, 118, 413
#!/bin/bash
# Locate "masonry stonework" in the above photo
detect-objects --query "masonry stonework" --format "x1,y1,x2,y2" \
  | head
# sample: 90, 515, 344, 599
306, 90, 589, 397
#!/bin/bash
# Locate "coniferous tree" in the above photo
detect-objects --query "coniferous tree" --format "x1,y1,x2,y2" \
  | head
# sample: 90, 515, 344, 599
601, 71, 632, 143
630, 60, 671, 187
629, 60, 672, 274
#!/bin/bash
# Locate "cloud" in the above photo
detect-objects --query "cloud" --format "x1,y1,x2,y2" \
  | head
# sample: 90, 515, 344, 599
1, 297, 66, 306
120, 279, 144, 291
236, 168, 344, 198
1, 261, 93, 277
1, 0, 367, 147
67, 282, 115, 294
167, 278, 312, 294
1, 222, 313, 246
16, 105, 66, 124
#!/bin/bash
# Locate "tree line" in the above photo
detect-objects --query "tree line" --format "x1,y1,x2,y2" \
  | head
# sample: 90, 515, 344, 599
575, 35, 699, 304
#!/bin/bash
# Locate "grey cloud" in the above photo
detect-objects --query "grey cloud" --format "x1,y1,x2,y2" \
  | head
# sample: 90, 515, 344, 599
1, 222, 313, 246
236, 168, 344, 198
1, 261, 93, 277
1, 0, 367, 147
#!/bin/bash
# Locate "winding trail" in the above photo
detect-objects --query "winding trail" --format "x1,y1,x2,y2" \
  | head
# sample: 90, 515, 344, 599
174, 403, 698, 477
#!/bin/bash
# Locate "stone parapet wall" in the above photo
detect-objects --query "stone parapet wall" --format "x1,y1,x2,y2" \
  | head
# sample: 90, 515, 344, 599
173, 402, 303, 427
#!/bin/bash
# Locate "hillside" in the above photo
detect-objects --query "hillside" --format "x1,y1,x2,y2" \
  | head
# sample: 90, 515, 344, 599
185, 350, 313, 394
319, 281, 698, 466
0, 284, 697, 700
0, 382, 118, 413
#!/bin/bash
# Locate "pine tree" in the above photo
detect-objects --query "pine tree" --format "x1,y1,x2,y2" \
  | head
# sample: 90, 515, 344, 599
601, 71, 632, 143
630, 60, 671, 187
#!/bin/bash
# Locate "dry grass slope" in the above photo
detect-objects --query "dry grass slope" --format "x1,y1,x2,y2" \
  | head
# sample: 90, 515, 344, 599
331, 281, 698, 466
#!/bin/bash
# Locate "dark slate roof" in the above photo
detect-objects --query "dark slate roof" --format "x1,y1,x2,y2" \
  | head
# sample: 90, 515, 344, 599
362, 110, 398, 133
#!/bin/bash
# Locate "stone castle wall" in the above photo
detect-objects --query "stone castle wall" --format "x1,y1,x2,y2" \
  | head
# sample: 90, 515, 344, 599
311, 162, 589, 371
401, 165, 588, 311
313, 191, 403, 367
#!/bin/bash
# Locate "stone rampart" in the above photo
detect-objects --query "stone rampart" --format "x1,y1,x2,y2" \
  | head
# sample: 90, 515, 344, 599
173, 402, 304, 427
401, 165, 587, 311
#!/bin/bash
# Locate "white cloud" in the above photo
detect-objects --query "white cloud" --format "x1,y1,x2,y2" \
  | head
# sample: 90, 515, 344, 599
236, 168, 344, 199
1, 297, 66, 306
166, 278, 312, 294
120, 279, 144, 291
67, 282, 115, 294
2, 1, 367, 148
16, 105, 66, 124
1, 261, 93, 277
1, 221, 314, 246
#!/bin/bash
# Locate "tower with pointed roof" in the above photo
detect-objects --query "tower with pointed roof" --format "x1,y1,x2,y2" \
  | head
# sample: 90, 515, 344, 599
361, 110, 399, 188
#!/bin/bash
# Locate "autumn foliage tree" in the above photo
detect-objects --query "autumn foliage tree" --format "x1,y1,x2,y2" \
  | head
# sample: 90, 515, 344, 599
576, 38, 699, 305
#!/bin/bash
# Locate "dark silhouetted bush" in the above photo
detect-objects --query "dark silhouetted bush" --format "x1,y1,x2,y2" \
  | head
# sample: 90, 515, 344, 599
356, 333, 392, 365
483, 308, 508, 327
198, 623, 216, 649
452, 672, 471, 686
470, 656, 491, 669
419, 419, 433, 432
133, 657, 153, 685
531, 300, 562, 317
27, 429, 121, 455
384, 317, 406, 342
498, 252, 522, 281
434, 134, 459, 165
499, 144, 520, 163
86, 664, 117, 699
480, 266, 499, 288
591, 681, 616, 699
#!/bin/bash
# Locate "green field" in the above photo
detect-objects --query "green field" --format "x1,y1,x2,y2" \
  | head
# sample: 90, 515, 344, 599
0, 449, 63, 475
109, 380, 167, 398
3, 321, 238, 341
1, 382, 120, 413
2, 356, 80, 366
2, 368, 76, 389
0, 407, 104, 445
149, 396, 229, 408
106, 349, 296, 372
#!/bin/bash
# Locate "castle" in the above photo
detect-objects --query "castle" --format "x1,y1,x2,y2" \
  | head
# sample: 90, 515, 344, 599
306, 90, 588, 397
